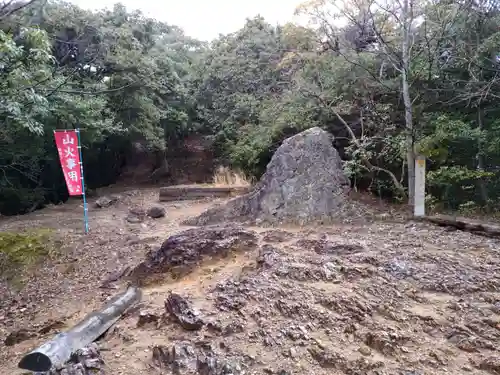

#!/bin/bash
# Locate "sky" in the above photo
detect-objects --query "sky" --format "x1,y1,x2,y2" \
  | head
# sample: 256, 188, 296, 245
69, 0, 306, 41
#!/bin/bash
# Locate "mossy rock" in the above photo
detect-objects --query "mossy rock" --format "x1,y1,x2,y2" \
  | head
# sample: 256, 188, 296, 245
0, 229, 55, 281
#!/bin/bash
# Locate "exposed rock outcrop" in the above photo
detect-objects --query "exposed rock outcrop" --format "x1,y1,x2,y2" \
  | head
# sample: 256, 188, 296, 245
128, 225, 258, 285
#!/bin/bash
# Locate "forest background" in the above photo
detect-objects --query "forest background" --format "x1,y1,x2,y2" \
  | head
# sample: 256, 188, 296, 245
1, 0, 499, 216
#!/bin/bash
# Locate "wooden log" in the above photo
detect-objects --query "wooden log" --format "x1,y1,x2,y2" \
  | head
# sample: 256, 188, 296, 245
417, 214, 500, 238
159, 186, 250, 202
18, 286, 142, 372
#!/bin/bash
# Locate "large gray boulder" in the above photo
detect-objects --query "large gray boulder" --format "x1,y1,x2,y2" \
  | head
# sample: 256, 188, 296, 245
184, 127, 352, 225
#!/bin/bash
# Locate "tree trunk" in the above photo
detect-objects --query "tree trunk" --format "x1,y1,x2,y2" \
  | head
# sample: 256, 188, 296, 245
476, 106, 489, 206
474, 20, 488, 207
418, 214, 500, 238
401, 0, 415, 205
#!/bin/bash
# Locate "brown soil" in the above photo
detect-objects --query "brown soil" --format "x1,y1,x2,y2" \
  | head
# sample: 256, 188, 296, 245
1, 186, 500, 375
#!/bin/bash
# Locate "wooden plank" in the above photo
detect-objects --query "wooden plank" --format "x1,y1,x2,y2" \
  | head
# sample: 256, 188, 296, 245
417, 215, 500, 238
159, 186, 250, 202
18, 286, 142, 372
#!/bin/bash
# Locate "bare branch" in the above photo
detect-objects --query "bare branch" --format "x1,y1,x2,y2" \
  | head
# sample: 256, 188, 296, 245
0, 0, 38, 20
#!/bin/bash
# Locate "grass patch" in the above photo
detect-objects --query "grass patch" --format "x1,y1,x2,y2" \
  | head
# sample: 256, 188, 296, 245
0, 229, 56, 281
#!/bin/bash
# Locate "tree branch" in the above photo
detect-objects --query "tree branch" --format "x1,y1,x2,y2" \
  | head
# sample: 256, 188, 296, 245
0, 0, 38, 20
299, 85, 407, 197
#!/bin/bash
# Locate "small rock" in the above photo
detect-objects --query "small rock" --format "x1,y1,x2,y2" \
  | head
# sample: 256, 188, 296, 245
95, 195, 119, 208
46, 343, 104, 374
358, 346, 372, 356
147, 206, 166, 218
165, 293, 204, 331
126, 206, 147, 224
83, 357, 101, 369
95, 196, 112, 208
126, 215, 143, 224
129, 206, 146, 216
289, 347, 298, 358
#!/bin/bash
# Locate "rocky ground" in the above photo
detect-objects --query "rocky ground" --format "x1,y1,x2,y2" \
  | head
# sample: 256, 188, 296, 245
1, 187, 500, 375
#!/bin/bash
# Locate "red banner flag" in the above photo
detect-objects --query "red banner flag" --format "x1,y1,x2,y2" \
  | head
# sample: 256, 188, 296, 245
54, 130, 83, 196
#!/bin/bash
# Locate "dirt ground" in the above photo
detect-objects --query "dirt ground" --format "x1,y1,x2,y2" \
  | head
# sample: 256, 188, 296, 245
1, 187, 500, 375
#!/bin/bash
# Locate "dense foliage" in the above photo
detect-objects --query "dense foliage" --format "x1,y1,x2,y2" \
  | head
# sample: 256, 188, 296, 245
1, 0, 499, 215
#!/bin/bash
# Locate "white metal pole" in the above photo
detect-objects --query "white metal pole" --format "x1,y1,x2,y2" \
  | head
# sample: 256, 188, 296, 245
414, 155, 426, 217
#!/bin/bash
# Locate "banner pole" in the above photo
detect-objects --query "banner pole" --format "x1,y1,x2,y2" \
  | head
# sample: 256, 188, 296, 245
75, 129, 89, 234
